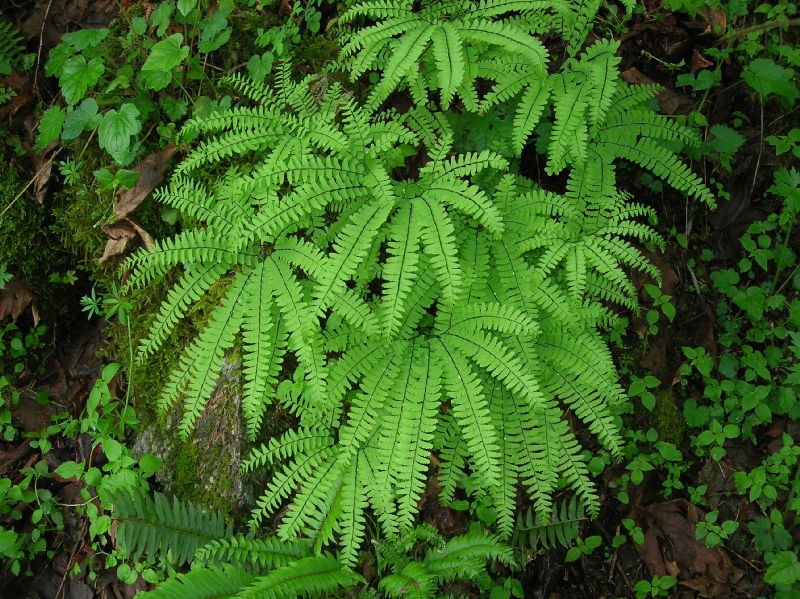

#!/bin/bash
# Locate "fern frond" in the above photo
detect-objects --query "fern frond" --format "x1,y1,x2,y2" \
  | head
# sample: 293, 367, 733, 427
234, 555, 363, 599
434, 339, 501, 491
512, 77, 551, 154
138, 564, 253, 599
178, 269, 251, 438
512, 495, 585, 550
111, 491, 231, 566
195, 535, 313, 571
136, 263, 230, 363
243, 428, 333, 473
415, 198, 463, 305
597, 138, 715, 206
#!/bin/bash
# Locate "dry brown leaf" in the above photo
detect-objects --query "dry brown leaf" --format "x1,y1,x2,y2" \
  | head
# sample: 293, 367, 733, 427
620, 68, 692, 115
114, 145, 177, 220
99, 218, 155, 267
0, 71, 34, 119
33, 146, 57, 204
279, 0, 294, 15
691, 48, 714, 74
0, 279, 38, 323
698, 8, 727, 35
634, 499, 744, 597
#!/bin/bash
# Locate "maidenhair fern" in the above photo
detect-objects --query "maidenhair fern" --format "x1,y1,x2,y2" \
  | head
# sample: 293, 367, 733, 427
128, 0, 714, 567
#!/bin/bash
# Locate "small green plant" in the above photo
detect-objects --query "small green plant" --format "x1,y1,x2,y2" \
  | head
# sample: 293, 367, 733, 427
564, 534, 602, 563
633, 574, 677, 599
695, 510, 739, 548
643, 283, 676, 336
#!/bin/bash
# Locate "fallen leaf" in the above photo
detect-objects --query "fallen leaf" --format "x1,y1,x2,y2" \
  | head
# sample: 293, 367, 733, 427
0, 279, 37, 323
99, 218, 155, 267
33, 146, 58, 204
691, 49, 714, 74
634, 499, 744, 597
114, 144, 176, 220
620, 68, 692, 115
698, 9, 727, 36
0, 440, 34, 476
279, 0, 294, 15
0, 71, 34, 119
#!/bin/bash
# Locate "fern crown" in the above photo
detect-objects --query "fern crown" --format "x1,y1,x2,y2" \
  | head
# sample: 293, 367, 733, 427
128, 0, 713, 565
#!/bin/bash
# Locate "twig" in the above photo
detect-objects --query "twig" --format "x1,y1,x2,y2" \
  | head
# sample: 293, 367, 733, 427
54, 518, 88, 599
34, 0, 55, 95
0, 147, 62, 218
747, 96, 764, 204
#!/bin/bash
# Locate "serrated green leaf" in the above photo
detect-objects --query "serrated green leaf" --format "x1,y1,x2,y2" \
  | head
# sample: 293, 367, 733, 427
742, 59, 799, 103
59, 55, 105, 105
98, 103, 141, 165
62, 98, 101, 140
142, 34, 190, 91
36, 106, 66, 151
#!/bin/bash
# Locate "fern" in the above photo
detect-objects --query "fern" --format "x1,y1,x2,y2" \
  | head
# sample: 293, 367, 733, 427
376, 525, 516, 599
131, 0, 717, 564
0, 21, 26, 76
339, 0, 549, 110
111, 490, 232, 566
511, 495, 586, 551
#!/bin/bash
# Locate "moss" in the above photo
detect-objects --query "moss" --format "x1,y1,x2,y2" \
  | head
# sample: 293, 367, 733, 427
651, 387, 685, 446
0, 152, 77, 301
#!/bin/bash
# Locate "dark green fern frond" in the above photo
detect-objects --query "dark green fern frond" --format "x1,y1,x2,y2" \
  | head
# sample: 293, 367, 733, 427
512, 495, 586, 551
138, 564, 254, 599
195, 535, 314, 571
0, 21, 26, 75
111, 491, 232, 566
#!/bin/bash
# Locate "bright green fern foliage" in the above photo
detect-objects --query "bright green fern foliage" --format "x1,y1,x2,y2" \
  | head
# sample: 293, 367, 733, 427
0, 20, 27, 105
511, 495, 585, 552
129, 0, 714, 567
340, 0, 717, 206
374, 523, 516, 599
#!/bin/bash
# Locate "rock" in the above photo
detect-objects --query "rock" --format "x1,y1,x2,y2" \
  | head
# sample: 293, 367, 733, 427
132, 354, 254, 518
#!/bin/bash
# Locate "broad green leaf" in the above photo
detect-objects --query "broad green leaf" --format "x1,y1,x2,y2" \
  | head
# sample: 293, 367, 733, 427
131, 16, 147, 35
103, 438, 123, 462
98, 104, 141, 165
59, 55, 105, 105
54, 460, 83, 480
764, 551, 800, 585
36, 106, 66, 151
0, 530, 20, 557
61, 28, 109, 51
742, 59, 799, 103
138, 454, 164, 473
177, 0, 197, 16
150, 3, 174, 37
62, 98, 101, 140
141, 33, 190, 91
247, 51, 274, 81
706, 125, 745, 155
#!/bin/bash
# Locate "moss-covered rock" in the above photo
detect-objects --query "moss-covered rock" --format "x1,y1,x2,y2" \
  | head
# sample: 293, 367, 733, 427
132, 352, 255, 521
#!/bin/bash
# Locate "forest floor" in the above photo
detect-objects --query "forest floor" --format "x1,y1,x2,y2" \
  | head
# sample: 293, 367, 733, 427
1, 0, 798, 597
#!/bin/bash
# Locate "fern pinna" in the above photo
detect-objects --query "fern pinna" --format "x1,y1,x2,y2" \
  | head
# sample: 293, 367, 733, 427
127, 0, 713, 568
